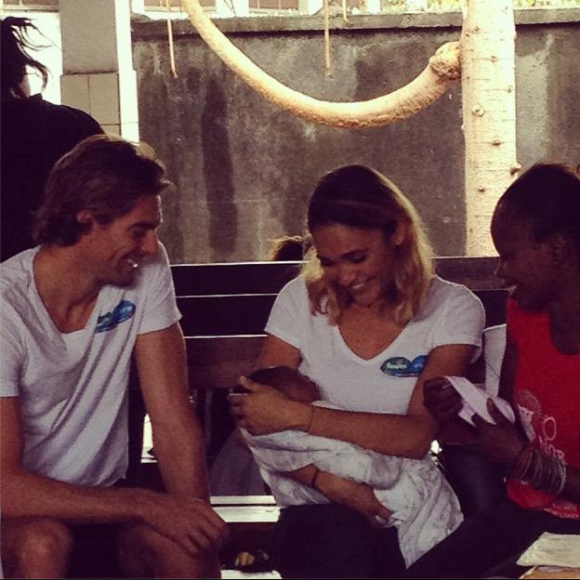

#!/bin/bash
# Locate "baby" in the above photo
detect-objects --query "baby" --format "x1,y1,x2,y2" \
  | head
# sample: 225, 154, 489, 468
240, 366, 464, 568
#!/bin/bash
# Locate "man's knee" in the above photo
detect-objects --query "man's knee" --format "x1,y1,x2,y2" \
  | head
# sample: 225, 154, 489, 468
120, 523, 219, 578
3, 518, 72, 576
20, 518, 72, 560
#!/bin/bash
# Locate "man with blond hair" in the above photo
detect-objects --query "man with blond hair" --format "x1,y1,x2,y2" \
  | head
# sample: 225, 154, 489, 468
0, 134, 228, 578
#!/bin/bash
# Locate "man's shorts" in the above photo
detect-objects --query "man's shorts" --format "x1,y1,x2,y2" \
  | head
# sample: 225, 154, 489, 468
67, 479, 130, 578
68, 522, 123, 578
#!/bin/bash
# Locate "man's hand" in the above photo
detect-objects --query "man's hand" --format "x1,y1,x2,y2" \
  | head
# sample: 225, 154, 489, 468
144, 494, 229, 557
229, 377, 311, 435
315, 472, 392, 527
469, 399, 527, 470
423, 377, 463, 425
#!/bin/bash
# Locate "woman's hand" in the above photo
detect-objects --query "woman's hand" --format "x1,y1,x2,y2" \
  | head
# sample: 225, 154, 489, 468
229, 377, 312, 435
316, 471, 393, 527
469, 399, 527, 470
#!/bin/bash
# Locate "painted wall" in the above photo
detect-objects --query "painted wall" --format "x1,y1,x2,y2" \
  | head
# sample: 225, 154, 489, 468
132, 9, 580, 263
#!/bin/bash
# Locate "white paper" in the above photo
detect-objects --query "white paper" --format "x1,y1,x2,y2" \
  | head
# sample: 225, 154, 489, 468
517, 533, 580, 568
445, 376, 516, 426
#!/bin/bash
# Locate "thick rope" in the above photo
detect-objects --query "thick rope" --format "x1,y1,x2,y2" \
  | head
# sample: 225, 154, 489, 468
182, 0, 462, 128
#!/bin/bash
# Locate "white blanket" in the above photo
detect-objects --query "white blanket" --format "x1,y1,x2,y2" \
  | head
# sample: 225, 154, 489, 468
244, 426, 463, 567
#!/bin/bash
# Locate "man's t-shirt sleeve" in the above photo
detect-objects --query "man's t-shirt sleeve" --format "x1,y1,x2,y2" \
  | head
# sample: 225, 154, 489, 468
138, 245, 182, 335
0, 315, 23, 397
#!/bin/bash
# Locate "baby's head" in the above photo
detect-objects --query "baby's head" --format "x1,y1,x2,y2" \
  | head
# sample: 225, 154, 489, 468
247, 366, 320, 404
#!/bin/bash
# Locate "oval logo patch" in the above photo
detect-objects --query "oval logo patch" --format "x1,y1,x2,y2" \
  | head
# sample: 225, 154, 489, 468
380, 355, 428, 378
96, 300, 136, 333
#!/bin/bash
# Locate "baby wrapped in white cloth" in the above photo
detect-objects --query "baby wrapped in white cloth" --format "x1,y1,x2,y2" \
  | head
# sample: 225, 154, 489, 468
240, 366, 464, 567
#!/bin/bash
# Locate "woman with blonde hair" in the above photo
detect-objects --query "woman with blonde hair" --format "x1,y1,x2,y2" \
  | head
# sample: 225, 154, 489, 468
232, 165, 485, 578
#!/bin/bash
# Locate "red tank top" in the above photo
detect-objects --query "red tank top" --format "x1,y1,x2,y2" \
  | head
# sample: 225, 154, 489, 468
507, 299, 580, 519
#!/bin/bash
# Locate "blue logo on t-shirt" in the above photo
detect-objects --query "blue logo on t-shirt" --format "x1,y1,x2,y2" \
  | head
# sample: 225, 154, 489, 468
96, 300, 136, 333
380, 355, 428, 378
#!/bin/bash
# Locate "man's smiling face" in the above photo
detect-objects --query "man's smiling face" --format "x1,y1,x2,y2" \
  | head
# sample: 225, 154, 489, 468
82, 194, 162, 287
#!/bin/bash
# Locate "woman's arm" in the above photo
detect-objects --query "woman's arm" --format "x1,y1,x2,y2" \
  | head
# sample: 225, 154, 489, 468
257, 333, 302, 369
242, 335, 394, 521
304, 343, 474, 458
234, 334, 476, 458
472, 338, 580, 505
471, 400, 580, 504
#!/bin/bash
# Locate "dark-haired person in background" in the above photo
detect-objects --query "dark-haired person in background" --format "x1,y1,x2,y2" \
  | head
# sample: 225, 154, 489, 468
0, 135, 228, 578
407, 163, 580, 579
1, 16, 103, 261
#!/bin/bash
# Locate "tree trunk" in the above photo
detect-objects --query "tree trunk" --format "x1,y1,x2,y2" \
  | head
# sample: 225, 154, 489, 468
462, 0, 518, 256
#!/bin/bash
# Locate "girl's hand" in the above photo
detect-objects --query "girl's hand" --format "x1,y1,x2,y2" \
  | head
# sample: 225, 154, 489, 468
229, 377, 312, 435
469, 399, 527, 469
423, 377, 463, 425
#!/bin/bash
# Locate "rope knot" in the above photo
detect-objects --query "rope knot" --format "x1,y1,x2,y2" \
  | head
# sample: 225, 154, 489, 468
429, 41, 462, 81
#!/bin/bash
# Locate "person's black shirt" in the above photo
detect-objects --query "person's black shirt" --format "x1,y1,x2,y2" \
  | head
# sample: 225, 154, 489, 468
1, 94, 103, 261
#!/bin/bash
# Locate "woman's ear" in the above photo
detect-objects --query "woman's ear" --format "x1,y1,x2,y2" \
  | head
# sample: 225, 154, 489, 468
392, 221, 407, 247
549, 233, 571, 267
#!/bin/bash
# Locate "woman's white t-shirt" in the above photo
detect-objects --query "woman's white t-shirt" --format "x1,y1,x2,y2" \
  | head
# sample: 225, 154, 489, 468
265, 275, 485, 415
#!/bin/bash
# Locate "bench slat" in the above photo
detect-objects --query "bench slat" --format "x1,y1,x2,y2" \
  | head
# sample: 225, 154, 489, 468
178, 289, 508, 337
172, 262, 301, 296
171, 257, 502, 296
434, 256, 500, 290
214, 505, 280, 524
178, 295, 275, 336
211, 495, 278, 506
185, 336, 264, 389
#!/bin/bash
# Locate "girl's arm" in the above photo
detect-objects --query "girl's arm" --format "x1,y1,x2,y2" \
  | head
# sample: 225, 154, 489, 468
476, 336, 580, 504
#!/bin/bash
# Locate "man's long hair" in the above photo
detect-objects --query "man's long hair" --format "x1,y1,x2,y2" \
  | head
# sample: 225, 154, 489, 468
34, 134, 171, 246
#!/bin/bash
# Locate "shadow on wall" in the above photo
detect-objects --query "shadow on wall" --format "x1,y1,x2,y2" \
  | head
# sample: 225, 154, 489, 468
201, 78, 238, 259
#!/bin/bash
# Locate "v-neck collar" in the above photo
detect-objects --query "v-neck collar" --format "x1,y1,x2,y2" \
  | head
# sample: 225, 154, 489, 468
29, 248, 103, 337
333, 318, 412, 365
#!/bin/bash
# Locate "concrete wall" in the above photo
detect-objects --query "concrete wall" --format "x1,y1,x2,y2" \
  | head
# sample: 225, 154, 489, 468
132, 9, 580, 263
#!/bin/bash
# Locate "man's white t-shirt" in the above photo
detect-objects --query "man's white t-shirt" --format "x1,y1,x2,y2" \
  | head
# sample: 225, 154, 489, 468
266, 275, 485, 415
0, 246, 181, 487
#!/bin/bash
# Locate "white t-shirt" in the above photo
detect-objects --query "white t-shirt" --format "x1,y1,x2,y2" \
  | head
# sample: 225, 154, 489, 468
0, 246, 181, 487
265, 275, 485, 415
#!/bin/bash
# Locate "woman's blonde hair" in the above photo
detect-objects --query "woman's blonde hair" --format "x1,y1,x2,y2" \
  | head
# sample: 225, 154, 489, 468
303, 165, 434, 326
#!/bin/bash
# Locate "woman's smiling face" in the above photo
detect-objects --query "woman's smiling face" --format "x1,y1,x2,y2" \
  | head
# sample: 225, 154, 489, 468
491, 203, 558, 311
312, 223, 402, 309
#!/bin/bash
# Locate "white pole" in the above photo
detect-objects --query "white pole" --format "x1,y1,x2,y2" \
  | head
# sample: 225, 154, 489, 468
462, 0, 518, 256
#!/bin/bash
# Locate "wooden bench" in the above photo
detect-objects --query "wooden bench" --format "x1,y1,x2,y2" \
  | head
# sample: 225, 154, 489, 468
174, 257, 506, 394
134, 256, 509, 557
174, 256, 505, 385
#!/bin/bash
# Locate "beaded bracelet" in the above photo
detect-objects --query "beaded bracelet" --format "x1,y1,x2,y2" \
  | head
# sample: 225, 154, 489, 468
511, 444, 534, 481
510, 444, 567, 496
306, 405, 316, 434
